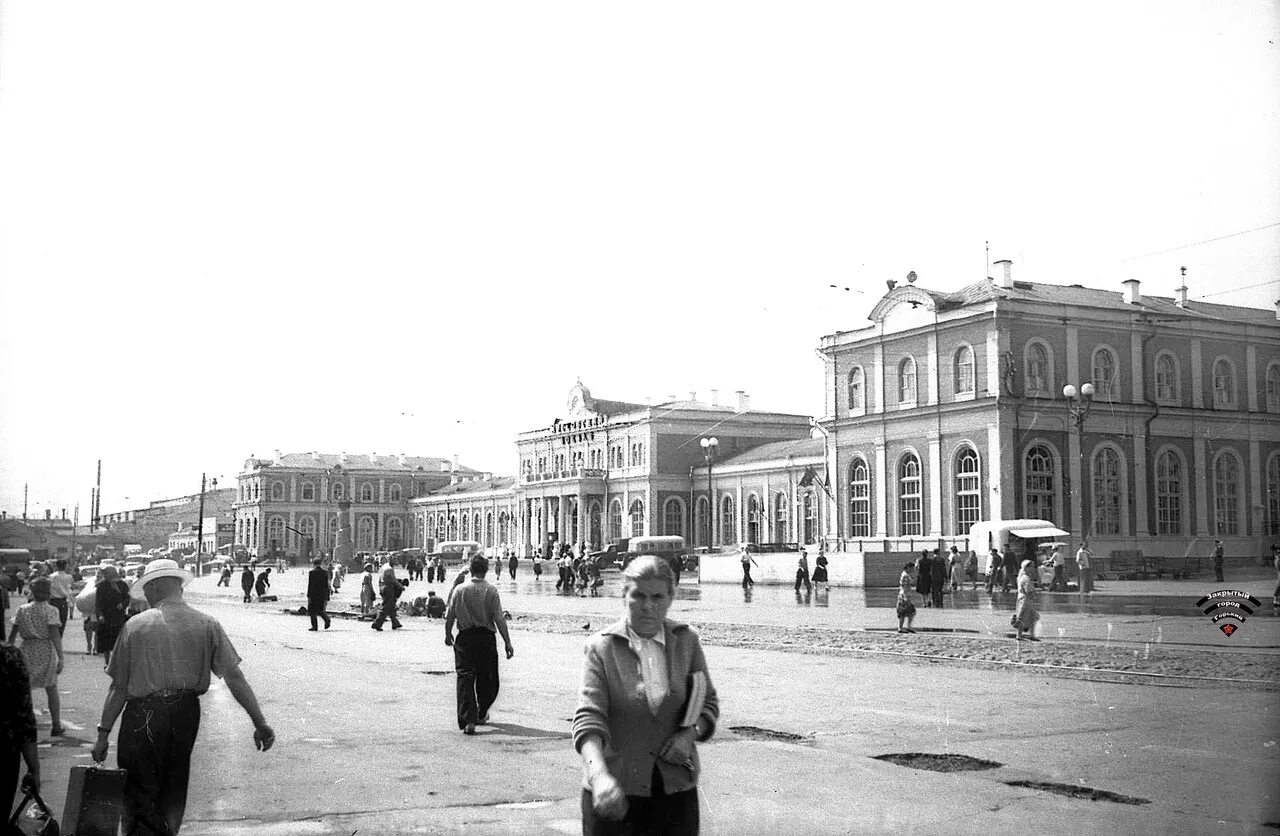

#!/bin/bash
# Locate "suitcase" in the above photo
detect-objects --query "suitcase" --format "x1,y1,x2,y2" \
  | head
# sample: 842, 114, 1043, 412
61, 765, 127, 836
9, 784, 59, 835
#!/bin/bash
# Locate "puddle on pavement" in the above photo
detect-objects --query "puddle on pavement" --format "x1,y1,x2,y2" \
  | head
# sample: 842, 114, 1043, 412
873, 753, 1002, 772
729, 725, 812, 743
1004, 780, 1150, 805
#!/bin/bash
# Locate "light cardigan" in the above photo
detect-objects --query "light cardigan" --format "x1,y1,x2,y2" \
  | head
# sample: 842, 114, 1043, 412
572, 617, 719, 797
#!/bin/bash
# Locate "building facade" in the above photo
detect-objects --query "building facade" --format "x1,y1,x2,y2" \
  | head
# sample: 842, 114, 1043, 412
816, 263, 1280, 559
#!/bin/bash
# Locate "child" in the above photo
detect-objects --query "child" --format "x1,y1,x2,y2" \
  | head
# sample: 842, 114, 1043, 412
896, 563, 917, 634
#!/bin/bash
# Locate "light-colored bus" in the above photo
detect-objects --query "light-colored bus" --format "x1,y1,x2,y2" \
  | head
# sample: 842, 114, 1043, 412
625, 535, 691, 581
434, 541, 484, 564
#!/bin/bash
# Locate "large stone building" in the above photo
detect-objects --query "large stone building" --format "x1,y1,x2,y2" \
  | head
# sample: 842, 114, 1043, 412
815, 263, 1280, 561
233, 452, 483, 558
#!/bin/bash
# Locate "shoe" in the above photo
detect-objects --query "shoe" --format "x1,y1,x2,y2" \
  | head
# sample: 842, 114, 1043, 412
324, 621, 331, 630
463, 723, 476, 735
308, 627, 318, 632
478, 711, 489, 724
391, 624, 402, 630
1026, 636, 1041, 642
897, 628, 909, 633
372, 625, 383, 631
50, 726, 65, 736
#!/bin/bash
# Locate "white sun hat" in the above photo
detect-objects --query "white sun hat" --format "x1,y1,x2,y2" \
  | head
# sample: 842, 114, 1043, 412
130, 557, 194, 600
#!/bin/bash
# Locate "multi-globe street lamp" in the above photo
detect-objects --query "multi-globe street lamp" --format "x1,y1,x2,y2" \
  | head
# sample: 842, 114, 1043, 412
700, 437, 719, 549
1062, 382, 1095, 552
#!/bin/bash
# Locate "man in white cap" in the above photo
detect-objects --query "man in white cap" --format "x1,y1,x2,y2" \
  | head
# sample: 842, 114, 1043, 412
90, 558, 275, 835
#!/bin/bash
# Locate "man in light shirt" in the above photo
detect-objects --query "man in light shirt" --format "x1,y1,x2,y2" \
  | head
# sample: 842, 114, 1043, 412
47, 559, 74, 633
444, 555, 514, 735
1075, 541, 1094, 593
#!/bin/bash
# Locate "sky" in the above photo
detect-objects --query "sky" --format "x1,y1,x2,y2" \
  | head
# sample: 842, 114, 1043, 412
1, 1, 1278, 518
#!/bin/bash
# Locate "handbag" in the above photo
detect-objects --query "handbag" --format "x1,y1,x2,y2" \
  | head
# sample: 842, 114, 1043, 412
62, 765, 127, 836
9, 784, 60, 836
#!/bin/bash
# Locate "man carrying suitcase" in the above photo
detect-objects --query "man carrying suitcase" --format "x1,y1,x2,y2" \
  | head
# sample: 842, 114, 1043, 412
90, 558, 275, 835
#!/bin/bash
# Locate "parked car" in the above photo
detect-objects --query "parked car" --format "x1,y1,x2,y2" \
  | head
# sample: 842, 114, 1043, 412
589, 539, 630, 570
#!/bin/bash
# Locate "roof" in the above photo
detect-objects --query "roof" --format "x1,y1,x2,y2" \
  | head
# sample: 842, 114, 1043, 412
422, 476, 517, 496
954, 279, 1275, 323
245, 453, 477, 474
716, 437, 824, 467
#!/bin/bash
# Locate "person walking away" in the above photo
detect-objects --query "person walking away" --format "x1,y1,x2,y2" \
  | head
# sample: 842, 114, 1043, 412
1013, 559, 1041, 641
306, 558, 332, 631
964, 550, 979, 590
1075, 541, 1094, 593
794, 551, 812, 592
217, 566, 232, 587
574, 555, 719, 835
985, 549, 1001, 592
7, 578, 65, 736
1049, 544, 1067, 591
812, 550, 829, 587
1002, 548, 1019, 592
739, 545, 758, 587
588, 560, 604, 596
359, 562, 376, 616
930, 549, 946, 607
95, 564, 132, 658
444, 555, 514, 734
47, 559, 73, 634
2, 639, 42, 824
915, 550, 933, 606
533, 552, 543, 579
240, 565, 254, 603
371, 560, 404, 631
896, 562, 917, 633
254, 567, 272, 600
1211, 540, 1225, 582
508, 550, 519, 580
90, 558, 275, 836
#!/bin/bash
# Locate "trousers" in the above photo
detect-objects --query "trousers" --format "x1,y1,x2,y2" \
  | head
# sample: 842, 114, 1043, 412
307, 600, 331, 629
371, 593, 401, 629
118, 692, 201, 836
453, 627, 498, 729
581, 764, 700, 836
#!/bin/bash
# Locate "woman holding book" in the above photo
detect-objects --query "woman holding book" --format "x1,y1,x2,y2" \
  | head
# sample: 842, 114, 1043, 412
573, 555, 719, 835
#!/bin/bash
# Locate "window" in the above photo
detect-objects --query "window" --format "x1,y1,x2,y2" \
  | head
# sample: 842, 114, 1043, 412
847, 367, 865, 410
1267, 454, 1280, 536
473, 513, 481, 542
331, 482, 344, 501
954, 448, 981, 533
1091, 447, 1121, 536
1155, 353, 1178, 402
609, 500, 623, 541
554, 454, 565, 471
1024, 445, 1056, 522
389, 484, 402, 502
1025, 342, 1049, 396
898, 358, 917, 405
357, 517, 375, 550
1155, 450, 1183, 535
629, 443, 646, 467
537, 457, 547, 474
1213, 452, 1241, 535
898, 453, 922, 536
629, 500, 645, 538
386, 517, 403, 548
721, 495, 736, 545
1212, 359, 1236, 407
270, 482, 284, 501
461, 513, 472, 541
746, 494, 761, 544
1092, 348, 1117, 400
1268, 365, 1280, 412
774, 492, 789, 542
695, 497, 709, 547
802, 492, 816, 544
359, 483, 374, 503
954, 346, 975, 396
848, 458, 870, 538
268, 516, 285, 551
663, 498, 684, 538
300, 482, 315, 501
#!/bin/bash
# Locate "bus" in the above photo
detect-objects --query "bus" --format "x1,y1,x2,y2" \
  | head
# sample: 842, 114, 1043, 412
624, 535, 691, 582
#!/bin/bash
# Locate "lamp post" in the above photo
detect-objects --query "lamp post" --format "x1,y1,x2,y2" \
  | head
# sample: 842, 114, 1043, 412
195, 475, 217, 578
1062, 382, 1095, 553
700, 437, 719, 549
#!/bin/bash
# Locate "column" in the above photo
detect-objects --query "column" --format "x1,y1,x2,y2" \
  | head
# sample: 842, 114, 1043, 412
1246, 345, 1259, 411
1193, 436, 1209, 535
377, 510, 385, 549
926, 333, 939, 406
1133, 430, 1149, 536
1066, 427, 1083, 541
736, 482, 744, 546
987, 424, 1004, 521
1130, 337, 1145, 404
1249, 440, 1262, 535
985, 330, 1001, 397
577, 488, 587, 548
872, 345, 885, 413
289, 475, 297, 502
928, 436, 943, 537
874, 443, 888, 537
1065, 325, 1080, 386
1190, 339, 1203, 408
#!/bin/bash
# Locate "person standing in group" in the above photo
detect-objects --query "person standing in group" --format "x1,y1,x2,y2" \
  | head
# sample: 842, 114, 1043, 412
371, 559, 404, 631
1002, 548, 1020, 593
915, 550, 932, 606
306, 558, 332, 631
95, 564, 132, 658
896, 562, 917, 633
573, 556, 719, 835
6, 578, 65, 736
1075, 541, 1094, 594
90, 558, 275, 836
739, 545, 758, 587
240, 565, 254, 603
812, 550, 829, 588
1211, 540, 1225, 582
444, 555, 514, 734
254, 567, 272, 600
947, 547, 963, 592
964, 550, 979, 590
930, 549, 946, 608
794, 550, 811, 592
1049, 544, 1067, 591
985, 549, 1002, 593
1013, 559, 1041, 641
47, 559, 73, 634
359, 562, 376, 616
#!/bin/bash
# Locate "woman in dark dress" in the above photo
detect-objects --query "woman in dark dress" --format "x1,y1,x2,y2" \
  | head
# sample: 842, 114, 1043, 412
930, 549, 947, 608
1, 644, 40, 821
914, 551, 932, 607
94, 564, 131, 657
812, 552, 829, 586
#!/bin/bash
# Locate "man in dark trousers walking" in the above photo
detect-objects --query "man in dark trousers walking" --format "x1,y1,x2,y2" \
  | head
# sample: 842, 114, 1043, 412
444, 555, 514, 734
371, 559, 404, 631
306, 558, 332, 630
240, 565, 255, 603
1211, 540, 1225, 582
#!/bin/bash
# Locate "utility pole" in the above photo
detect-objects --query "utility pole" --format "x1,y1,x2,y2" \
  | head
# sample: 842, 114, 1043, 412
23, 483, 28, 521
196, 473, 207, 578
95, 459, 102, 528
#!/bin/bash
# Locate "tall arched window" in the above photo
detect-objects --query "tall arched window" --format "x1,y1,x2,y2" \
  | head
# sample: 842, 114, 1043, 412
746, 494, 761, 544
1092, 348, 1118, 400
386, 517, 403, 549
359, 483, 374, 503
898, 358, 917, 404
954, 346, 974, 396
271, 482, 285, 501
472, 513, 482, 543
954, 447, 981, 533
301, 482, 315, 501
1213, 359, 1236, 407
774, 492, 789, 543
1268, 365, 1280, 412
461, 513, 472, 541
357, 517, 375, 550
268, 516, 285, 551
298, 516, 316, 543
1213, 452, 1241, 535
331, 482, 344, 501
1024, 445, 1056, 522
847, 367, 865, 410
802, 492, 816, 544
588, 501, 603, 549
663, 498, 684, 538
694, 497, 709, 547
629, 499, 645, 538
327, 513, 339, 545
609, 500, 623, 541
389, 484, 402, 502
1025, 342, 1049, 395
848, 458, 870, 538
447, 513, 457, 540
1155, 353, 1179, 403
484, 513, 494, 545
898, 453, 922, 536
721, 495, 736, 545
1155, 450, 1183, 535
1267, 454, 1280, 535
1091, 447, 1122, 536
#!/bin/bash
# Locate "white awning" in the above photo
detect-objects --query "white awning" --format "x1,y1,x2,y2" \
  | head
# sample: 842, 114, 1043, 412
1010, 526, 1070, 539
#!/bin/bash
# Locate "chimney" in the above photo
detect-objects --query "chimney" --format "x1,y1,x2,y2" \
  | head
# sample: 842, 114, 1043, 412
45, 509, 51, 520
273, 449, 283, 465
993, 259, 1013, 289
710, 389, 720, 406
61, 508, 67, 519
736, 390, 750, 412
438, 460, 450, 472
311, 451, 320, 460
398, 453, 407, 466
1122, 278, 1141, 305
1176, 284, 1189, 308
689, 390, 697, 402
1275, 300, 1280, 321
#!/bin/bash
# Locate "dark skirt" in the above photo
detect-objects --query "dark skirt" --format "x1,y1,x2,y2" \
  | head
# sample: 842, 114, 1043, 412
812, 566, 828, 583
896, 599, 917, 618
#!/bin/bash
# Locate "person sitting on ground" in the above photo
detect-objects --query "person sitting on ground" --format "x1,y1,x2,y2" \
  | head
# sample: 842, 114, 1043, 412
426, 591, 446, 619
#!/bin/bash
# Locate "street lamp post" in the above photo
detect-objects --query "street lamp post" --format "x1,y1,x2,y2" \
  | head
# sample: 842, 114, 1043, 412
700, 437, 719, 549
1062, 382, 1095, 559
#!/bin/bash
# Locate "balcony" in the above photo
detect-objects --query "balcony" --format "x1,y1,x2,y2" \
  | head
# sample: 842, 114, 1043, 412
522, 467, 606, 484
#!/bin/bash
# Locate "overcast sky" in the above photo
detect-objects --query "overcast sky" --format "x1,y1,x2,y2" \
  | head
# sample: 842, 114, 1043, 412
1, 1, 1277, 518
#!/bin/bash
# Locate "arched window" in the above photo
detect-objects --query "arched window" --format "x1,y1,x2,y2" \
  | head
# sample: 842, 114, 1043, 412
386, 517, 403, 549
389, 484, 402, 502
1155, 353, 1179, 403
251, 518, 259, 549
954, 447, 981, 533
1267, 454, 1280, 536
301, 482, 315, 501
1212, 359, 1236, 407
253, 483, 260, 501
746, 494, 761, 544
267, 516, 285, 551
954, 346, 975, 396
331, 482, 344, 501
609, 500, 623, 541
774, 492, 789, 542
461, 513, 472, 541
484, 512, 494, 545
359, 483, 374, 503
848, 458, 870, 538
270, 482, 285, 501
721, 495, 736, 545
847, 367, 865, 410
694, 497, 709, 547
898, 358, 917, 404
629, 500, 645, 538
1091, 447, 1122, 536
1092, 348, 1118, 400
663, 498, 684, 538
1213, 451, 1241, 535
1155, 450, 1183, 535
447, 513, 457, 540
588, 501, 603, 549
801, 492, 816, 544
1025, 342, 1049, 396
1268, 365, 1280, 412
1024, 445, 1056, 522
898, 453, 922, 535
327, 513, 339, 544
357, 517, 375, 550
472, 513, 482, 543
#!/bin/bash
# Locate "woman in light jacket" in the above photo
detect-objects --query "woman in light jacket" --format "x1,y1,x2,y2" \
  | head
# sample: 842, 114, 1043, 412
573, 556, 719, 835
